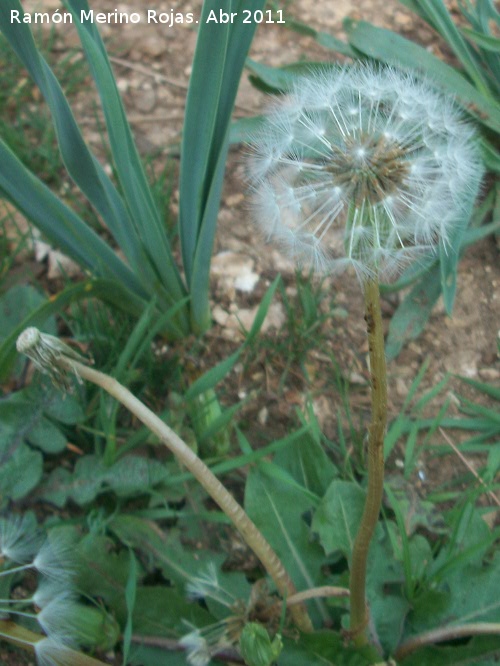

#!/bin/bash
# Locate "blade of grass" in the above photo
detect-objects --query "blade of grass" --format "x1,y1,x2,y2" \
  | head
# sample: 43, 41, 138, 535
439, 427, 500, 506
384, 485, 413, 596
401, 0, 493, 95
122, 549, 137, 666
165, 426, 310, 486
179, 0, 266, 332
344, 18, 500, 133
462, 27, 500, 51
278, 15, 355, 57
457, 376, 500, 401
64, 0, 188, 313
0, 3, 147, 279
185, 275, 280, 400
179, 0, 232, 284
245, 58, 334, 93
0, 139, 143, 294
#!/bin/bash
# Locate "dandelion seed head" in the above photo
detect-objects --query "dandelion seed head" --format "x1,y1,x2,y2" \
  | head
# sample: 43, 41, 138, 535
247, 63, 483, 282
16, 327, 91, 391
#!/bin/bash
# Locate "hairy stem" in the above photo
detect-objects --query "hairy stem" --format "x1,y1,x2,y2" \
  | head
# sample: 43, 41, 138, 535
42, 352, 313, 633
394, 623, 500, 660
349, 279, 387, 645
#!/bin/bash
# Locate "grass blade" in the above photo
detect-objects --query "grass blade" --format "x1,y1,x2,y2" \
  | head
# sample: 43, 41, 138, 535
0, 139, 142, 293
403, 0, 493, 95
385, 262, 442, 360
344, 18, 500, 133
64, 0, 187, 310
180, 0, 265, 331
0, 3, 145, 275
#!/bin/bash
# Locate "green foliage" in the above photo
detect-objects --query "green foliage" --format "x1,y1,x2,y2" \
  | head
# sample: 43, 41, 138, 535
0, 0, 264, 343
281, 631, 372, 665
0, 29, 86, 187
38, 454, 169, 507
180, 0, 266, 332
312, 481, 369, 558
245, 460, 326, 599
0, 376, 83, 504
239, 623, 283, 666
2, 375, 498, 664
400, 637, 500, 666
2, 2, 500, 664
0, 284, 57, 376
453, 375, 500, 482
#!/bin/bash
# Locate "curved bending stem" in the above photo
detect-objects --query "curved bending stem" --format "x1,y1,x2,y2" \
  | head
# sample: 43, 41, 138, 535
17, 330, 313, 633
66, 359, 313, 632
349, 279, 387, 645
394, 623, 500, 661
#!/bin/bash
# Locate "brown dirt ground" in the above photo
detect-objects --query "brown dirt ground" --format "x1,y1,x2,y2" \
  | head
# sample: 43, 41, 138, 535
2, 0, 500, 663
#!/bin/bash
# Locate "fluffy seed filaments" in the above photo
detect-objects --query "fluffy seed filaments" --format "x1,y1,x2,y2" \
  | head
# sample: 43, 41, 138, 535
247, 64, 483, 281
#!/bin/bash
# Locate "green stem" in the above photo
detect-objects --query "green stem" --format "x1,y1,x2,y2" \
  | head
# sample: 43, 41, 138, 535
349, 279, 387, 646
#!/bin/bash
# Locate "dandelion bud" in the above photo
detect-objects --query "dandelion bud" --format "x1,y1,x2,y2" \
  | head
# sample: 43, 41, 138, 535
239, 623, 283, 666
247, 64, 483, 281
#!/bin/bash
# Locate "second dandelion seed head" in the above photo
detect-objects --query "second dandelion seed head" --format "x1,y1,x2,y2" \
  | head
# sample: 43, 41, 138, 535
247, 64, 483, 282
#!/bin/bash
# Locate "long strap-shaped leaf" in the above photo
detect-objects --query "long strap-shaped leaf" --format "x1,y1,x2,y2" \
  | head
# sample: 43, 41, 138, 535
400, 0, 493, 96
0, 138, 142, 293
0, 2, 187, 322
0, 4, 139, 272
179, 0, 266, 332
178, 0, 231, 287
344, 18, 500, 133
63, 0, 187, 308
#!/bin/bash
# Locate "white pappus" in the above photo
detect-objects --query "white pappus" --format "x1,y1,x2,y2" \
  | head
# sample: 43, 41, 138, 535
246, 63, 483, 282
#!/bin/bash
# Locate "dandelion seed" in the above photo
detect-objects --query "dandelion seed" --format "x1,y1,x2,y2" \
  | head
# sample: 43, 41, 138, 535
0, 515, 41, 564
247, 64, 483, 282
179, 629, 213, 666
0, 521, 111, 665
33, 579, 75, 609
34, 637, 76, 666
186, 563, 236, 608
32, 533, 75, 583
0, 592, 77, 648
180, 619, 237, 666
